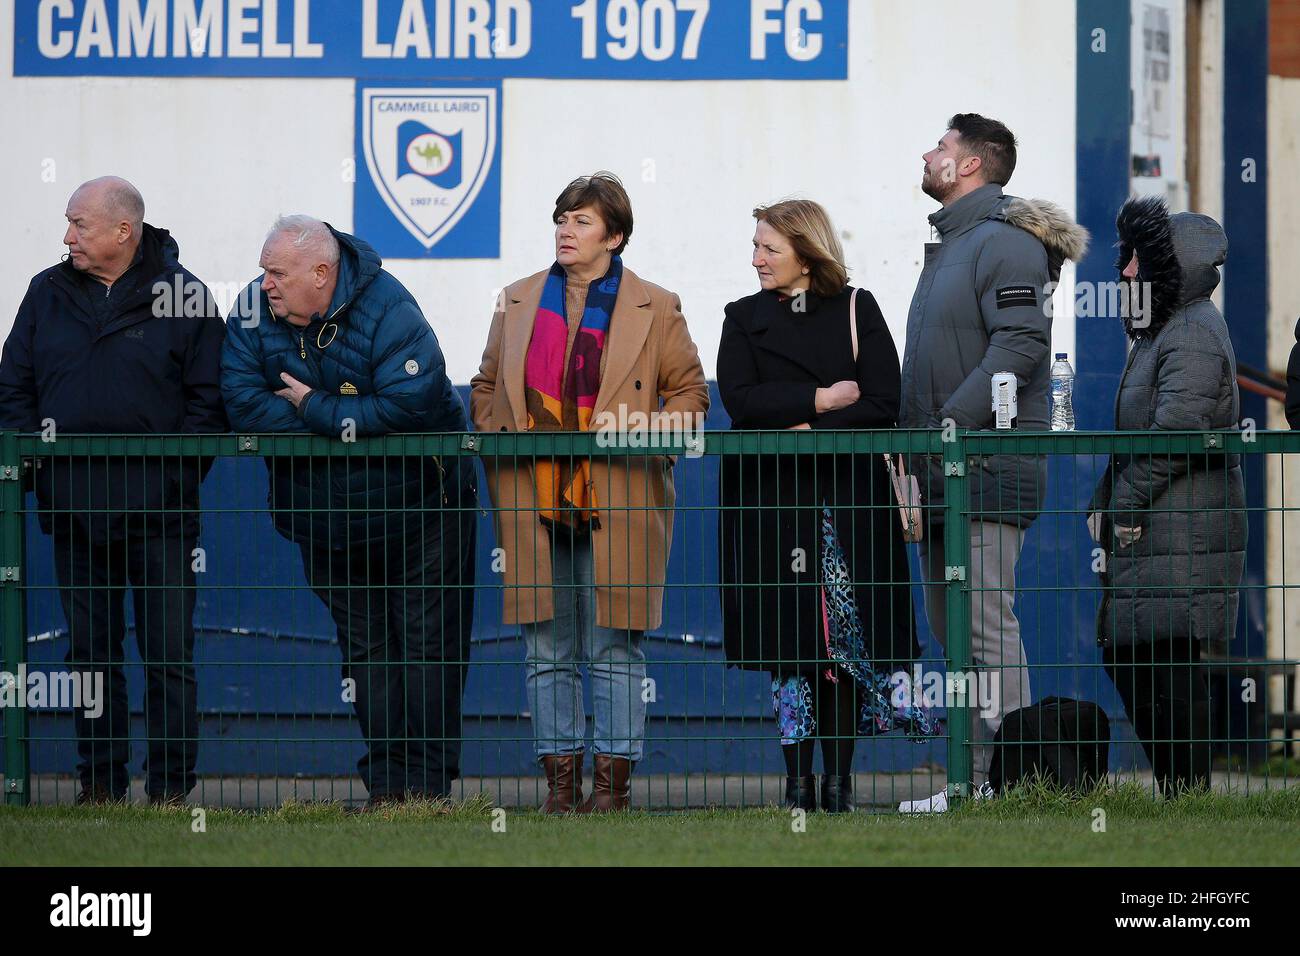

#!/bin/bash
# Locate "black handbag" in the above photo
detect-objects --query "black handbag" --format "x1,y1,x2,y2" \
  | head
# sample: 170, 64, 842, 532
987, 697, 1111, 793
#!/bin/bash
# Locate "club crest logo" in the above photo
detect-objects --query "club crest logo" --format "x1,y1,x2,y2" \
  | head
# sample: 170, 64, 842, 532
362, 87, 498, 250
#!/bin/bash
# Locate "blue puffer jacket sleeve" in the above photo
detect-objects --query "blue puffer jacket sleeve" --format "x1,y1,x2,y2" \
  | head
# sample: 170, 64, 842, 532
220, 298, 309, 433
298, 299, 444, 437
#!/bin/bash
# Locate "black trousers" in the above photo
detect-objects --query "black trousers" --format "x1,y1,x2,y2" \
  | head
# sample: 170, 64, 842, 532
53, 523, 199, 800
1104, 638, 1212, 796
298, 464, 477, 798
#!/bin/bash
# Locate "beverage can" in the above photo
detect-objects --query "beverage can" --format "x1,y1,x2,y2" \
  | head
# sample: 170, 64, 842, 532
992, 372, 1018, 430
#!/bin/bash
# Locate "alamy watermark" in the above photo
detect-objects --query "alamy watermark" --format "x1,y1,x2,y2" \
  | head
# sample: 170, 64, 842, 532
890, 664, 1000, 719
151, 276, 263, 325
50, 886, 151, 936
594, 405, 706, 459
1044, 279, 1154, 327
0, 666, 103, 719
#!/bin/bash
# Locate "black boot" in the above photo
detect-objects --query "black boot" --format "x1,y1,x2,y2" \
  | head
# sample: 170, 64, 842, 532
820, 774, 854, 813
782, 775, 817, 812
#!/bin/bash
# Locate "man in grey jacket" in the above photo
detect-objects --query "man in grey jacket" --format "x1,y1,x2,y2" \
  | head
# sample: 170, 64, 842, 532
898, 114, 1088, 812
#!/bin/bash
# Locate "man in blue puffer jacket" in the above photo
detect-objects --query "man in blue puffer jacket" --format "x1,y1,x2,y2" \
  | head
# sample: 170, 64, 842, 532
221, 215, 476, 805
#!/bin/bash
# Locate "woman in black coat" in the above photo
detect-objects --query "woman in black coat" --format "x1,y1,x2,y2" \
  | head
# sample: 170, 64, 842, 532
717, 200, 930, 813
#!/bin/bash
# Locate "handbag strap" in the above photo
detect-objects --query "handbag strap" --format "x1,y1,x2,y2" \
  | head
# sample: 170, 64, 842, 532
882, 448, 912, 484
849, 291, 890, 472
849, 287, 859, 362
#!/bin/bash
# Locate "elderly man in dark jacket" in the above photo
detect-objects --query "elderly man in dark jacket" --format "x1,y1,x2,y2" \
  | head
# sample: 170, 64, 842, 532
1089, 197, 1246, 797
221, 216, 475, 806
898, 115, 1089, 812
0, 176, 227, 804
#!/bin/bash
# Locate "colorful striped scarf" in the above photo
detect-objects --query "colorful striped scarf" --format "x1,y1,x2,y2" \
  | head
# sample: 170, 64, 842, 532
523, 256, 622, 528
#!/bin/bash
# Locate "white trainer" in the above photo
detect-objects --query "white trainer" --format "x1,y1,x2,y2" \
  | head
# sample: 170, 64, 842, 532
898, 782, 995, 814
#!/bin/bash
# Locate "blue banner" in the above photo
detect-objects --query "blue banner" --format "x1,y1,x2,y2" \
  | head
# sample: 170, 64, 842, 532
354, 79, 502, 258
15, 0, 848, 79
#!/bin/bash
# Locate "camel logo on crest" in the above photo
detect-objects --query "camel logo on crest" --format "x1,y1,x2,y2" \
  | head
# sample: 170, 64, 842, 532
362, 87, 497, 251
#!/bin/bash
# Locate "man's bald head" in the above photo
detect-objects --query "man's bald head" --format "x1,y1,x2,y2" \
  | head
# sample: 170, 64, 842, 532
77, 176, 144, 230
64, 176, 146, 285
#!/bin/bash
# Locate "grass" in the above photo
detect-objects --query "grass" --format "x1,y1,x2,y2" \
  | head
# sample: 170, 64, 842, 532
1262, 755, 1300, 778
2, 784, 1298, 866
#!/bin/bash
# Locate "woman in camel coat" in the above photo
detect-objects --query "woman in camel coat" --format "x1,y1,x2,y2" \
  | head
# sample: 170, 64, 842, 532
471, 172, 709, 813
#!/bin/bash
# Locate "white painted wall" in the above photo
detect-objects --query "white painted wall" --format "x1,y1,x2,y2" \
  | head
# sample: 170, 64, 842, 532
1193, 0, 1224, 314
0, 0, 1078, 384
1267, 73, 1300, 711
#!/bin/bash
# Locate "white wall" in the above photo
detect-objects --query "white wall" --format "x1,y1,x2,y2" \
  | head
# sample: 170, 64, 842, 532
0, 0, 1078, 384
1193, 0, 1225, 314
1267, 73, 1300, 707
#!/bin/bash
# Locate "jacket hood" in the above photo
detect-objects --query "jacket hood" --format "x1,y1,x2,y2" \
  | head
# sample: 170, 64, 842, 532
1115, 197, 1226, 338
1170, 211, 1227, 302
324, 224, 383, 320
139, 222, 181, 271
928, 185, 1089, 284
997, 197, 1090, 280
238, 225, 382, 327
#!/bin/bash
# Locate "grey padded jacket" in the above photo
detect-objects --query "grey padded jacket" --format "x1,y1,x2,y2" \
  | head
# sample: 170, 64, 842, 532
901, 183, 1089, 528
1091, 199, 1246, 650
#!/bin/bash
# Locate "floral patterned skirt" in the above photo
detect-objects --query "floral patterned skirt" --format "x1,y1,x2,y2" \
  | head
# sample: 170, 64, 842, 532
772, 508, 939, 744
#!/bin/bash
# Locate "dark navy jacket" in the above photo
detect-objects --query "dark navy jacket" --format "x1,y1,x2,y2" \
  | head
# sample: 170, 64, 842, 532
1288, 317, 1300, 430
0, 224, 227, 539
220, 226, 468, 549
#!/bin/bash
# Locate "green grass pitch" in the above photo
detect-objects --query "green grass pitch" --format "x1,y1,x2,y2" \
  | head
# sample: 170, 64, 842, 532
3, 785, 1298, 866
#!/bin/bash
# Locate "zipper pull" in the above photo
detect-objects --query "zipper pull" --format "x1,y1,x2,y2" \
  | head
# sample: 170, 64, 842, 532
299, 333, 306, 360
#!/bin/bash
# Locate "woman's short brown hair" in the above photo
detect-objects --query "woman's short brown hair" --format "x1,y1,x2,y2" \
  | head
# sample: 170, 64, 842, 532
553, 171, 633, 256
753, 199, 847, 298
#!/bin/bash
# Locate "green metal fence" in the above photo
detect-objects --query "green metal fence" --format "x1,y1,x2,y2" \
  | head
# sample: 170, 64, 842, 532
0, 427, 1296, 810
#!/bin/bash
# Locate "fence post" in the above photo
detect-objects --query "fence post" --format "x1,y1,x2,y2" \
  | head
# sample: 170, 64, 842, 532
942, 430, 973, 802
0, 430, 29, 805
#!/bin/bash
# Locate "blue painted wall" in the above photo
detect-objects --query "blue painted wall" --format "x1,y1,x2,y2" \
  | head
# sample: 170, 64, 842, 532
1223, 0, 1270, 658
1063, 0, 1133, 733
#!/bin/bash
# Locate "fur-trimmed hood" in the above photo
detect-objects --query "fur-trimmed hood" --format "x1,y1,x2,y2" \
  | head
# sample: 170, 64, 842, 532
998, 197, 1091, 282
1115, 196, 1228, 338
928, 186, 1090, 284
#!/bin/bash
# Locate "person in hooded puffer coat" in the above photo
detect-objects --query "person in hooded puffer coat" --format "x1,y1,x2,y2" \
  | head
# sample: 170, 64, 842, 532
1088, 196, 1247, 797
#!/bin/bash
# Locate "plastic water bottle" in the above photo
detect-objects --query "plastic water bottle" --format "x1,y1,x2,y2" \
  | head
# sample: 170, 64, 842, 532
1050, 353, 1075, 431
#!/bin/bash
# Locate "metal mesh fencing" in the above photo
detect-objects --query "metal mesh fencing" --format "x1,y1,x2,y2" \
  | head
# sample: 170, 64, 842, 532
0, 427, 1295, 810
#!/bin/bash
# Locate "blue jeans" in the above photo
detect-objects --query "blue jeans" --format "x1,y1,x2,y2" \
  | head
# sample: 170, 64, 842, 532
522, 526, 647, 761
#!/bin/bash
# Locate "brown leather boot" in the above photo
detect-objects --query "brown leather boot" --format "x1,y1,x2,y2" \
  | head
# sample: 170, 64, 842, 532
577, 754, 632, 813
540, 753, 584, 813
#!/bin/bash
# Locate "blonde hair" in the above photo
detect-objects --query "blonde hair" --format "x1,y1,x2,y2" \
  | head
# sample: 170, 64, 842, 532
752, 199, 847, 297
